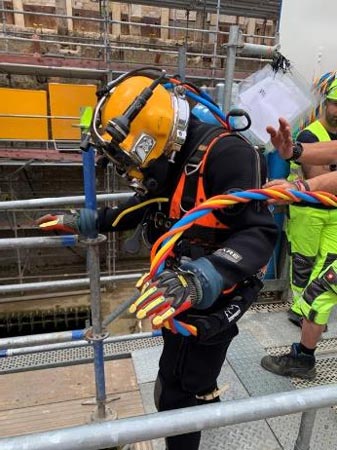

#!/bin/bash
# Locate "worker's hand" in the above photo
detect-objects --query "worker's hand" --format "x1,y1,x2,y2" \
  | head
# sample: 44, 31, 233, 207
129, 268, 203, 329
36, 212, 80, 234
131, 257, 226, 335
264, 178, 293, 190
263, 178, 305, 205
266, 117, 293, 159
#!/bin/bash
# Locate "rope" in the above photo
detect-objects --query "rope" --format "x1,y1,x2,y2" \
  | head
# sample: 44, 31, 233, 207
148, 188, 337, 278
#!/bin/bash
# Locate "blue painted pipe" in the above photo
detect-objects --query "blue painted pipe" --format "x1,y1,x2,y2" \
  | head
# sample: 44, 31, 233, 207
72, 329, 85, 340
82, 146, 98, 239
82, 146, 97, 212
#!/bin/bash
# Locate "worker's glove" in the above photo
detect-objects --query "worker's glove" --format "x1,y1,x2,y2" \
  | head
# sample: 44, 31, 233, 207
130, 257, 224, 335
36, 212, 80, 234
130, 267, 202, 327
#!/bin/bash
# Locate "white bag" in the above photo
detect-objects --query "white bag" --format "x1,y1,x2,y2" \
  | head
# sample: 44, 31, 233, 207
234, 64, 318, 151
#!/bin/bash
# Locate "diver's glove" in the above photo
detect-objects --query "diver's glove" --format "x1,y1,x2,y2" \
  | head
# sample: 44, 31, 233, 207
36, 212, 80, 234
130, 257, 224, 334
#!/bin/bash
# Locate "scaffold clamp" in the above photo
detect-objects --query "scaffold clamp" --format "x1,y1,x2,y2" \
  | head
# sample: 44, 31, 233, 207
84, 327, 109, 343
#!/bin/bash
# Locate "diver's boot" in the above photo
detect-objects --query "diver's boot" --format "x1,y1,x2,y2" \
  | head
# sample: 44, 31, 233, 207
261, 343, 316, 380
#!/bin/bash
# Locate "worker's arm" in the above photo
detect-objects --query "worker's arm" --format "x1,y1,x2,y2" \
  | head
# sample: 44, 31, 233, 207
267, 117, 337, 164
37, 194, 163, 234
265, 171, 337, 194
302, 172, 337, 193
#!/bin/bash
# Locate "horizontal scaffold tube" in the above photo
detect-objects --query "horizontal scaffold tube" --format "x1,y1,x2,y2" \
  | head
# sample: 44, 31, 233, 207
0, 273, 142, 295
0, 331, 162, 356
0, 235, 78, 249
0, 192, 132, 210
0, 329, 85, 349
1, 385, 337, 450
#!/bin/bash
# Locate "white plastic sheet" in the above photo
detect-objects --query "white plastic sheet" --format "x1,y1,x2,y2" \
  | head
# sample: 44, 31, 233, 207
235, 65, 318, 150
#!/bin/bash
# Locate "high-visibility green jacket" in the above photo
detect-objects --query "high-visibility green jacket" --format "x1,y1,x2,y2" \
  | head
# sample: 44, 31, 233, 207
288, 120, 331, 181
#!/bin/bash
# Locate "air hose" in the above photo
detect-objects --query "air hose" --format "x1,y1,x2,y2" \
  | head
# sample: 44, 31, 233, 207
148, 187, 337, 279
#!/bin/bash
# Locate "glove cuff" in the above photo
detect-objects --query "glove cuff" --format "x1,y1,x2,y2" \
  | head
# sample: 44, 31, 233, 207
181, 257, 224, 309
78, 208, 98, 237
63, 213, 80, 234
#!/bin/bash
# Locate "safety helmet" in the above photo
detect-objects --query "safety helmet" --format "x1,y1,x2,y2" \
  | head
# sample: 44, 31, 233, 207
91, 70, 190, 187
326, 79, 337, 101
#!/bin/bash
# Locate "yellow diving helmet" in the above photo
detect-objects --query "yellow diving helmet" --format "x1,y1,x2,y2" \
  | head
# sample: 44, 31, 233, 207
91, 69, 190, 189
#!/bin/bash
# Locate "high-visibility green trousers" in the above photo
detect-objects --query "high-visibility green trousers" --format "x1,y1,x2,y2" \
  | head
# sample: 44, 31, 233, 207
286, 205, 337, 325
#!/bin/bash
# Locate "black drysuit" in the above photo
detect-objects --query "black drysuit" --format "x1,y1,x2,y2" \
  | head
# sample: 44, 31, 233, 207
97, 118, 278, 450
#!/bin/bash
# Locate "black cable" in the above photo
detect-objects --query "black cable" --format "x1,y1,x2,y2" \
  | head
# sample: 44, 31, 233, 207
270, 51, 292, 74
96, 66, 167, 99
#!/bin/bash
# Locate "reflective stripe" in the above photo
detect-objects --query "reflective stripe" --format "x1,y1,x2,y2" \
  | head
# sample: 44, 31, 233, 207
288, 121, 331, 182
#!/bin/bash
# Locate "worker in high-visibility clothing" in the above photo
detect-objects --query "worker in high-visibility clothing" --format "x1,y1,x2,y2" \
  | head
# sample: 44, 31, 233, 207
262, 80, 337, 379
286, 79, 337, 331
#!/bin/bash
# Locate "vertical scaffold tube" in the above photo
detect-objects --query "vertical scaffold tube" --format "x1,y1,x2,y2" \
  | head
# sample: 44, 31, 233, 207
82, 146, 107, 420
294, 409, 317, 450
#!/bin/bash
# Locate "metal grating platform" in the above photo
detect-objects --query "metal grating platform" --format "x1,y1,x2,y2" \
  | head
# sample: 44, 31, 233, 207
265, 338, 337, 387
137, 348, 285, 450
2, 302, 337, 449
133, 316, 337, 450
251, 301, 289, 313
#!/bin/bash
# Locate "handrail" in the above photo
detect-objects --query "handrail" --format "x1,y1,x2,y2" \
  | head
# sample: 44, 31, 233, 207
0, 192, 133, 210
1, 385, 336, 450
0, 273, 141, 296
0, 329, 158, 350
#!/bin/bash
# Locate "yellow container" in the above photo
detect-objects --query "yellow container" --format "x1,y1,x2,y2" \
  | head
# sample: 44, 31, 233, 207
0, 88, 48, 140
48, 83, 97, 140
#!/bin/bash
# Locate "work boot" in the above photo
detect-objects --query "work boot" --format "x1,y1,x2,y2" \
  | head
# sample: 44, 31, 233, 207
287, 309, 303, 327
261, 343, 316, 380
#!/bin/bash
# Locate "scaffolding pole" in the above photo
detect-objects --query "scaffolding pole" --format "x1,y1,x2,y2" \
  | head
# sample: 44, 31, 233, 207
223, 25, 241, 113
0, 331, 162, 357
0, 235, 78, 249
223, 25, 280, 113
0, 273, 141, 295
81, 146, 108, 420
1, 385, 336, 450
0, 192, 132, 210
